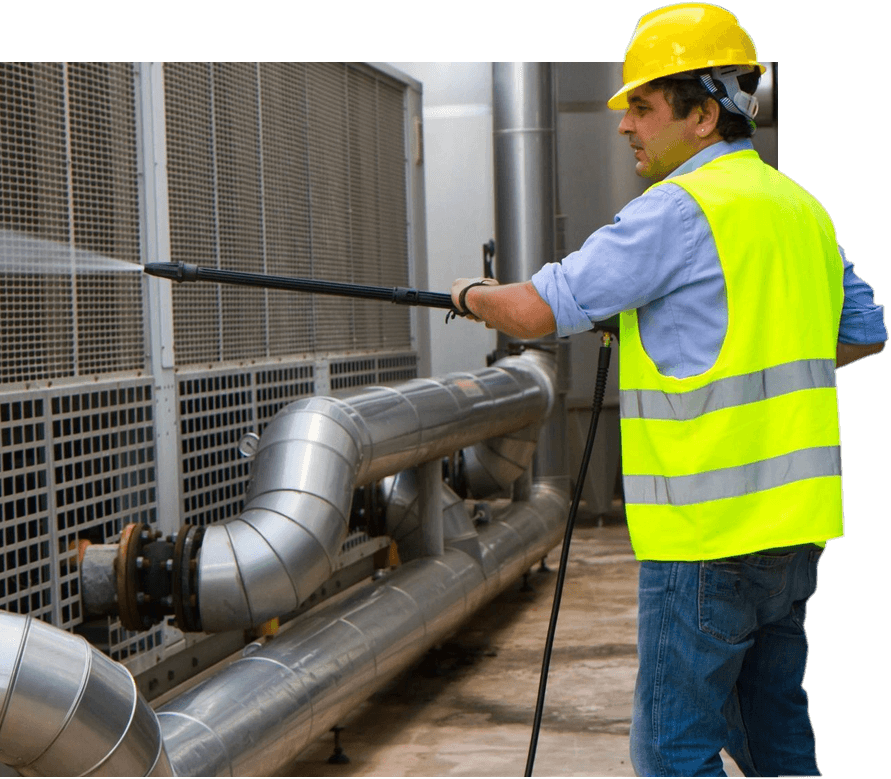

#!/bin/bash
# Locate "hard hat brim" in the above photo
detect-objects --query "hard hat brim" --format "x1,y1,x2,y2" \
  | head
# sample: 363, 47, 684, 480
608, 61, 767, 111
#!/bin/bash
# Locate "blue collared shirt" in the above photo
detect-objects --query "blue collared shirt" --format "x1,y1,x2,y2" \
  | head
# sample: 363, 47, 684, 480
531, 139, 887, 378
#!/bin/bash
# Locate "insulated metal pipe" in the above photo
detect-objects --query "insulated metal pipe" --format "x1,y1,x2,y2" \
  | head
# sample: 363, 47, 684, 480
492, 62, 556, 286
197, 348, 557, 632
4, 348, 563, 779
492, 64, 568, 485
157, 479, 568, 777
0, 612, 171, 777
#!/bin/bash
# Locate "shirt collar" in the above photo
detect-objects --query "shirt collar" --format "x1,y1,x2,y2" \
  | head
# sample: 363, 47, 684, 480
667, 138, 755, 179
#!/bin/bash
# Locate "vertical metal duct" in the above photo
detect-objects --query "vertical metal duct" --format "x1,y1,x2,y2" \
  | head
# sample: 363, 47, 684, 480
492, 62, 556, 287
0, 613, 171, 777
492, 62, 567, 482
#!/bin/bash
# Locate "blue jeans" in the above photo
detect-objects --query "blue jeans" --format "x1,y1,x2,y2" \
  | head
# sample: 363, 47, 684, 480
630, 546, 823, 777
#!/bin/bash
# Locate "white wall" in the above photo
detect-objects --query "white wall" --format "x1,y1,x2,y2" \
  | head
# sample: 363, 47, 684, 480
390, 63, 498, 377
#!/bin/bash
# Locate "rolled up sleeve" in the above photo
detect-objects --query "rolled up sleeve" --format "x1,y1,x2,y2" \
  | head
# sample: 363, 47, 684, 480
838, 247, 887, 345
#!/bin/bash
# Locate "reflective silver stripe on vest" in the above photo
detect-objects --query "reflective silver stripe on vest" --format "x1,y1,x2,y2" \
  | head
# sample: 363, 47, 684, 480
624, 445, 841, 506
620, 359, 836, 421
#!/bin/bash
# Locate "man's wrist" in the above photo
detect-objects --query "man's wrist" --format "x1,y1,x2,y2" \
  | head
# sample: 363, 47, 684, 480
458, 280, 489, 316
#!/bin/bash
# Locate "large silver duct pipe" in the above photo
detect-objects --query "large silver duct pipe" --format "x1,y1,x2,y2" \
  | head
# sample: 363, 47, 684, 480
0, 612, 170, 777
157, 479, 568, 777
197, 348, 556, 632
492, 63, 567, 483
492, 62, 556, 288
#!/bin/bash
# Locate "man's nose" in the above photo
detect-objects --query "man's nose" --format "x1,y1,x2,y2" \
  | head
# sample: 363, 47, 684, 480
618, 111, 632, 135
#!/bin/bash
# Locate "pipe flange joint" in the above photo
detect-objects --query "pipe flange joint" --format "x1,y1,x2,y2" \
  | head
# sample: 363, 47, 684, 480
115, 522, 179, 632
173, 525, 204, 632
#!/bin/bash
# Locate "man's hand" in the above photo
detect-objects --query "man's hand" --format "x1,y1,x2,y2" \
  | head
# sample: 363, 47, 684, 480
836, 340, 884, 367
450, 277, 499, 321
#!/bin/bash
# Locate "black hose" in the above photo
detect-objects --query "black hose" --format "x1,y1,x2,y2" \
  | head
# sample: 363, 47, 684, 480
525, 332, 613, 777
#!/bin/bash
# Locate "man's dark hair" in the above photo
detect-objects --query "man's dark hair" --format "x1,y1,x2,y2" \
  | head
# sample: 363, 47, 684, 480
649, 68, 761, 142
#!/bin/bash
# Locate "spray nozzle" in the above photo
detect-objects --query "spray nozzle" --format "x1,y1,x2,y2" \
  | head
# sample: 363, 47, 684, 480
144, 262, 199, 282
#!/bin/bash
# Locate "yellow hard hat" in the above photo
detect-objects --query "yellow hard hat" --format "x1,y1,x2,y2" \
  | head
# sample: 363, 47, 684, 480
608, 3, 766, 110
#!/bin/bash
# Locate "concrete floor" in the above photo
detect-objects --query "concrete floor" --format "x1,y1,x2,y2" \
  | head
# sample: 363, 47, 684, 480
287, 519, 743, 777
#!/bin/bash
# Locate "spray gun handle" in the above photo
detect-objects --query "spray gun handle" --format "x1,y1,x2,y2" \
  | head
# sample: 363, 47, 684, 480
482, 239, 496, 279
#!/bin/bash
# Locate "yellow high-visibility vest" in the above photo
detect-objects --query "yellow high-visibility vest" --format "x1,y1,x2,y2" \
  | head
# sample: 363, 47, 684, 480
619, 150, 844, 560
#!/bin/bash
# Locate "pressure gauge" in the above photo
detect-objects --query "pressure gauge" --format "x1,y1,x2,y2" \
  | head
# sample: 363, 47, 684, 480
237, 431, 260, 459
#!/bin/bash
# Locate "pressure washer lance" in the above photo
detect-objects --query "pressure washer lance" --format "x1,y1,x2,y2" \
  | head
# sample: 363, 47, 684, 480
144, 262, 622, 334
143, 261, 465, 322
525, 331, 613, 777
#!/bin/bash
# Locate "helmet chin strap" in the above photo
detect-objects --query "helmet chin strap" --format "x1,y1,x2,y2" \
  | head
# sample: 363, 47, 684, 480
700, 65, 759, 121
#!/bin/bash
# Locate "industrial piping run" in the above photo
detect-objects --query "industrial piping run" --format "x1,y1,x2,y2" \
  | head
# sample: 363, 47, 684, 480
0, 347, 568, 778
75, 347, 560, 635
194, 348, 558, 633
156, 477, 568, 776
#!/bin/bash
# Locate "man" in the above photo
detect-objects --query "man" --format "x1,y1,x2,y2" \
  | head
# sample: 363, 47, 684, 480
451, 4, 886, 777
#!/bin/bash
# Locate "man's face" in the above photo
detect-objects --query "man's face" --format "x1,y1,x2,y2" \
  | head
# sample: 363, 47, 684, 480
617, 85, 703, 181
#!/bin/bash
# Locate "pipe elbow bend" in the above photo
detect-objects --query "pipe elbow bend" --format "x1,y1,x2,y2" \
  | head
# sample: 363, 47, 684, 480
0, 612, 171, 777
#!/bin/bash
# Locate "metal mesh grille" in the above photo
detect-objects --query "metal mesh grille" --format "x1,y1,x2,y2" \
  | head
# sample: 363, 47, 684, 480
255, 364, 315, 426
52, 383, 157, 628
0, 62, 144, 384
1, 380, 157, 634
164, 62, 411, 365
330, 353, 418, 390
1, 63, 160, 664
1, 397, 51, 622
179, 372, 255, 526
378, 353, 420, 384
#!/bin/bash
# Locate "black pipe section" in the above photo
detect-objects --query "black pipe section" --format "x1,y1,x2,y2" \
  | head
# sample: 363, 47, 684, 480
144, 262, 458, 312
